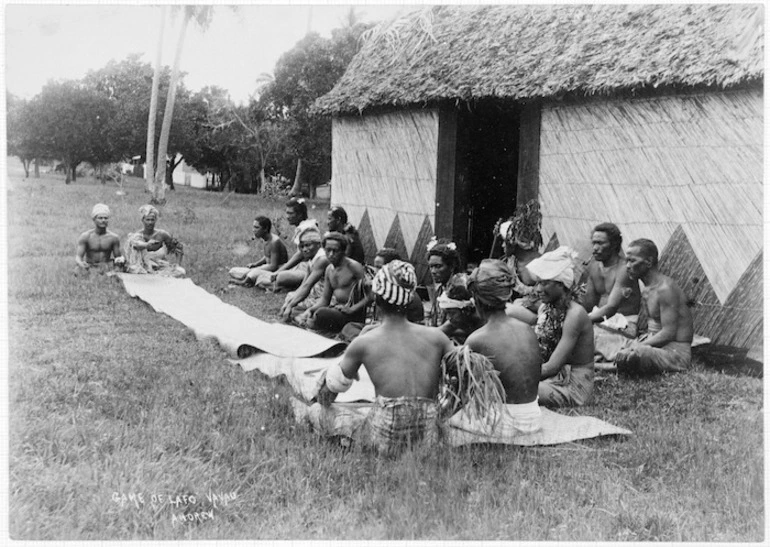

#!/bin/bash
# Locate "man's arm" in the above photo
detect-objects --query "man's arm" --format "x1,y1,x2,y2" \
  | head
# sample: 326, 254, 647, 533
316, 339, 364, 406
248, 256, 267, 269
581, 267, 599, 314
273, 250, 302, 277
75, 233, 90, 268
640, 285, 679, 347
541, 308, 582, 380
304, 267, 334, 316
588, 269, 635, 322
279, 257, 328, 319
110, 235, 123, 259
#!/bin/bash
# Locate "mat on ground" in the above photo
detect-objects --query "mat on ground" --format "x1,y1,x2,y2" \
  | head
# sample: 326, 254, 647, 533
118, 273, 345, 358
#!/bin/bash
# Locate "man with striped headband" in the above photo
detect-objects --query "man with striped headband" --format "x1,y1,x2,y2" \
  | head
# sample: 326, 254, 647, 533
465, 259, 542, 432
75, 203, 124, 272
316, 260, 453, 455
526, 246, 595, 407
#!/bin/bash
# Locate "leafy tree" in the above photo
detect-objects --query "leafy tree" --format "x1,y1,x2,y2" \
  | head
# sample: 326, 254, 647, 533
33, 80, 115, 183
84, 54, 171, 165
262, 12, 372, 195
7, 93, 47, 178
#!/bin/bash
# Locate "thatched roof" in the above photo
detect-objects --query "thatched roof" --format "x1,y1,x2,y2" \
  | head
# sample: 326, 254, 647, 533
315, 4, 763, 115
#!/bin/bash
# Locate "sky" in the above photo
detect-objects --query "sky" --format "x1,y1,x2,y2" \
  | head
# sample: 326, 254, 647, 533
4, 2, 422, 105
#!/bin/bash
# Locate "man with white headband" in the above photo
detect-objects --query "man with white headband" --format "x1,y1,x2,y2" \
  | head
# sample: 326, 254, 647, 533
315, 260, 453, 455
526, 246, 595, 407
436, 273, 482, 344
75, 203, 124, 272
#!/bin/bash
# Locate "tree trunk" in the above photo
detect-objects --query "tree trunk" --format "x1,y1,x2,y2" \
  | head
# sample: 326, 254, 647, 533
290, 157, 303, 196
153, 9, 191, 205
34, 158, 40, 178
146, 6, 167, 194
259, 167, 267, 194
21, 159, 30, 178
100, 164, 107, 184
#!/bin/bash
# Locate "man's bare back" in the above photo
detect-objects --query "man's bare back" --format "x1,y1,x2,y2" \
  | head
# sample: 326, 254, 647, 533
466, 317, 541, 404
344, 319, 452, 399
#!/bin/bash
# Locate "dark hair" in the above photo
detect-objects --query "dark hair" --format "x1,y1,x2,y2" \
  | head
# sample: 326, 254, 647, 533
593, 222, 623, 253
322, 231, 348, 252
285, 198, 308, 221
329, 206, 348, 225
375, 247, 401, 265
628, 238, 658, 266
428, 239, 461, 273
254, 215, 272, 232
374, 294, 408, 315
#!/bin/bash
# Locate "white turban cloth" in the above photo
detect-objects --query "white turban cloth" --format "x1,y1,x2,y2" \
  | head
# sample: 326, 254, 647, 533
91, 203, 110, 218
372, 260, 416, 307
139, 204, 159, 219
525, 246, 578, 288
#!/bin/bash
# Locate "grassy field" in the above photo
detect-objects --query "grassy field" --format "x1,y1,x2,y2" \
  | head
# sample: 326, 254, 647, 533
6, 165, 764, 541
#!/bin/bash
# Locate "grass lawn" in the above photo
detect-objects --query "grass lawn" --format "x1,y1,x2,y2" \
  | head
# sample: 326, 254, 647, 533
5, 164, 764, 541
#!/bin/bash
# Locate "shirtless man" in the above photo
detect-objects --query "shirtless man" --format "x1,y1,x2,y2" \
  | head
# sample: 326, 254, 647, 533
279, 228, 328, 321
75, 203, 124, 271
316, 260, 454, 455
327, 205, 365, 264
465, 259, 542, 432
581, 223, 642, 362
615, 239, 694, 375
269, 198, 319, 291
526, 247, 595, 407
297, 232, 366, 333
229, 216, 288, 287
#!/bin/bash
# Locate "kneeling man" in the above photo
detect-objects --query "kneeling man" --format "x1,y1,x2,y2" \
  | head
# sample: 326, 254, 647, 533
526, 247, 595, 407
75, 203, 124, 272
316, 260, 454, 455
465, 259, 542, 432
615, 239, 693, 375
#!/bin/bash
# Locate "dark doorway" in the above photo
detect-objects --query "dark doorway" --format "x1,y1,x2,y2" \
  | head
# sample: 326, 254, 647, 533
454, 100, 519, 267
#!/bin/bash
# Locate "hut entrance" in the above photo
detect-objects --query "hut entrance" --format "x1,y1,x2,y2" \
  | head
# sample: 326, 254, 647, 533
455, 101, 520, 266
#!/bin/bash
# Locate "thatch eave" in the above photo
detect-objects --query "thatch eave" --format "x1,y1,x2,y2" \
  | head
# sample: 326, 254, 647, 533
313, 4, 763, 117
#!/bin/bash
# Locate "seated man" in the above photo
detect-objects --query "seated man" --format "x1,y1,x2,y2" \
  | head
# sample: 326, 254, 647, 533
229, 215, 289, 288
268, 197, 319, 291
279, 228, 328, 321
75, 203, 125, 273
316, 260, 454, 455
615, 239, 694, 375
338, 248, 424, 342
327, 205, 365, 264
581, 223, 642, 362
436, 273, 483, 344
296, 232, 367, 333
526, 247, 595, 408
465, 259, 542, 432
125, 204, 185, 277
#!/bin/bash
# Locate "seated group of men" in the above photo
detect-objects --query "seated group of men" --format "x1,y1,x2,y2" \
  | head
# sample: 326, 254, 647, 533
75, 203, 185, 277
309, 207, 694, 455
79, 197, 694, 455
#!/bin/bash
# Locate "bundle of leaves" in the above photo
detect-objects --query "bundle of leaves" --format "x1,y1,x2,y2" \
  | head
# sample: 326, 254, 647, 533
439, 345, 506, 430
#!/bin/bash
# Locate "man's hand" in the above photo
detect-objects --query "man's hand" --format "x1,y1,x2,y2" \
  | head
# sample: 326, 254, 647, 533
147, 239, 163, 252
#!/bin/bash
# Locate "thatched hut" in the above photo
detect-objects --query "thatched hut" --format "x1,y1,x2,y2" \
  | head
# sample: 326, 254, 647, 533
314, 4, 764, 360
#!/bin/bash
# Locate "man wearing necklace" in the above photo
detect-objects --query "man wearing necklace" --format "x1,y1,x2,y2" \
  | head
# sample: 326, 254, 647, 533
581, 223, 642, 362
527, 247, 595, 408
614, 239, 693, 376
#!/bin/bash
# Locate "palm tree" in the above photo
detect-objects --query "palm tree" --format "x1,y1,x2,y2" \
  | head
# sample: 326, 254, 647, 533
145, 6, 167, 194
152, 5, 213, 204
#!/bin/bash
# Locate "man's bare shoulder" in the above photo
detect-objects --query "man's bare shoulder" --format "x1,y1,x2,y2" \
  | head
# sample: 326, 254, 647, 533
347, 258, 365, 276
566, 301, 591, 323
77, 229, 95, 242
